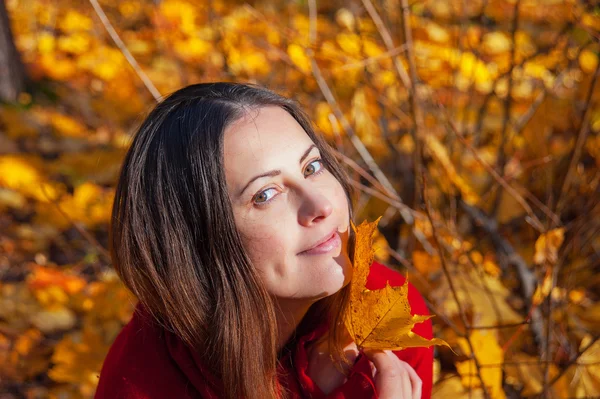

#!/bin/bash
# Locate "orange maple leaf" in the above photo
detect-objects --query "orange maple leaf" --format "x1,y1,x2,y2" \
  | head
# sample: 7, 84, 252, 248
345, 217, 449, 351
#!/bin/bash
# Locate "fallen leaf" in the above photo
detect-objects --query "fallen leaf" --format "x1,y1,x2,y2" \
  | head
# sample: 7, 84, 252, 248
433, 267, 523, 328
433, 374, 486, 398
456, 330, 506, 399
504, 353, 569, 397
567, 335, 600, 398
344, 218, 449, 350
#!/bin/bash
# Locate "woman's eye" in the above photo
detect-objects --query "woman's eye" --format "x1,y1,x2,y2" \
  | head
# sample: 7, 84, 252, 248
304, 159, 324, 177
253, 188, 277, 205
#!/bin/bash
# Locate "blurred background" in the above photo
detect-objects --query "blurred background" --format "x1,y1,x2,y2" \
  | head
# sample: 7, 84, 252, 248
0, 0, 599, 397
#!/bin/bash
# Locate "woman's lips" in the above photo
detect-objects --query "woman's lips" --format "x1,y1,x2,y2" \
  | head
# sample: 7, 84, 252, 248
298, 231, 341, 255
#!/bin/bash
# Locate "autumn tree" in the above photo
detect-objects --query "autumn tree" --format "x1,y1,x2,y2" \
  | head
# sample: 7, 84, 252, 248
0, 0, 25, 102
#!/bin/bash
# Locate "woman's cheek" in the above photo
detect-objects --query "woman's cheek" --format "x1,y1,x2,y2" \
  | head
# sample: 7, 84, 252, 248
239, 218, 286, 262
330, 179, 349, 218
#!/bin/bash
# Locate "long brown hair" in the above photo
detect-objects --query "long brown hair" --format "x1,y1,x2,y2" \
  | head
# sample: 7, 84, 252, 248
109, 82, 355, 399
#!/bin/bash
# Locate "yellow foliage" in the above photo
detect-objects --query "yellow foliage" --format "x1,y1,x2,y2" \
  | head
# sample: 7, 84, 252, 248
0, 155, 63, 202
412, 250, 441, 277
533, 227, 565, 265
314, 101, 340, 139
426, 22, 450, 44
361, 38, 384, 59
482, 32, 511, 55
351, 88, 385, 152
397, 133, 415, 153
27, 265, 87, 296
372, 70, 396, 90
336, 32, 362, 57
34, 182, 114, 228
78, 47, 126, 81
40, 54, 77, 81
158, 0, 198, 35
287, 43, 311, 74
59, 10, 93, 32
35, 110, 88, 138
3, 0, 599, 397
414, 213, 433, 238
579, 49, 599, 74
228, 47, 270, 76
532, 271, 553, 307
425, 135, 480, 205
174, 37, 211, 61
48, 325, 109, 397
37, 32, 56, 54
57, 33, 91, 55
30, 307, 77, 333
0, 328, 50, 382
335, 8, 355, 31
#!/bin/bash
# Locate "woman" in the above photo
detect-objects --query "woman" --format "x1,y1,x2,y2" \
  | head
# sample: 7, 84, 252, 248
95, 82, 434, 399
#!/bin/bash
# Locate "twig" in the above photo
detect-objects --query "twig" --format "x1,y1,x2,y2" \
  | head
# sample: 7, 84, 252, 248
471, 321, 530, 330
555, 61, 600, 217
336, 44, 408, 71
361, 0, 426, 210
441, 106, 547, 232
360, 0, 411, 90
465, 248, 506, 329
333, 149, 398, 201
470, 22, 574, 144
460, 202, 546, 354
423, 174, 491, 399
490, 0, 520, 219
349, 180, 409, 217
544, 335, 600, 393
40, 184, 111, 267
88, 0, 162, 102
306, 0, 413, 225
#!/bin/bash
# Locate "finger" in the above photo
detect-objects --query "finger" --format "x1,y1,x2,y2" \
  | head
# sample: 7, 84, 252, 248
398, 359, 422, 399
399, 362, 411, 399
363, 350, 393, 374
364, 350, 398, 395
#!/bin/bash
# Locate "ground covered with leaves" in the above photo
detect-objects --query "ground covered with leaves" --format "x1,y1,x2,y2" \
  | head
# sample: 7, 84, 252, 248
1, 0, 599, 397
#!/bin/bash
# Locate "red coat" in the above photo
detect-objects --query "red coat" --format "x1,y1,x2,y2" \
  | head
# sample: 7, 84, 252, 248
95, 262, 434, 398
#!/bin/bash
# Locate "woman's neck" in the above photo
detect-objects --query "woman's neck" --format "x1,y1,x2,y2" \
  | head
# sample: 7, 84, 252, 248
275, 298, 315, 351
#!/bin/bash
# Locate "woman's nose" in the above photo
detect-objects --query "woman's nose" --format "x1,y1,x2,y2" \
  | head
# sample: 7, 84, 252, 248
298, 190, 333, 226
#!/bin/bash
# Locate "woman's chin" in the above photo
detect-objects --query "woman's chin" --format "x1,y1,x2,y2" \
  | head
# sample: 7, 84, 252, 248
323, 256, 353, 295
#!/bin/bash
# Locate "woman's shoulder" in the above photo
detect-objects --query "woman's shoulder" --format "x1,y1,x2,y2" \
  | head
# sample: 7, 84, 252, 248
94, 303, 200, 398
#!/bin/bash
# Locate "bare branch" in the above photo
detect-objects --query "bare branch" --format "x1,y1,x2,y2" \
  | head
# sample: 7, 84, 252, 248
423, 174, 491, 399
88, 0, 162, 102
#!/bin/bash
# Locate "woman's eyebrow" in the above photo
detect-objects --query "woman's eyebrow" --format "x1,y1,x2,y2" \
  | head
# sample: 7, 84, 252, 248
238, 144, 318, 197
238, 170, 281, 197
298, 144, 317, 165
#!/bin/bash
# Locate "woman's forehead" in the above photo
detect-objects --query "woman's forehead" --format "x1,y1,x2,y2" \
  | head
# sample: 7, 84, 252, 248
224, 107, 314, 163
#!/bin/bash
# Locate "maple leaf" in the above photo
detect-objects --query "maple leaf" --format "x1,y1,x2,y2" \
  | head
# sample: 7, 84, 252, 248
345, 217, 449, 351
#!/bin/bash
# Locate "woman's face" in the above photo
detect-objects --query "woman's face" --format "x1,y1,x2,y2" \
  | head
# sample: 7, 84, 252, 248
224, 106, 351, 303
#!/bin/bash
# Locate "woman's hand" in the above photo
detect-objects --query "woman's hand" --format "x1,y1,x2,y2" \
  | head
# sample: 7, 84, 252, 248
306, 327, 421, 398
363, 350, 422, 399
